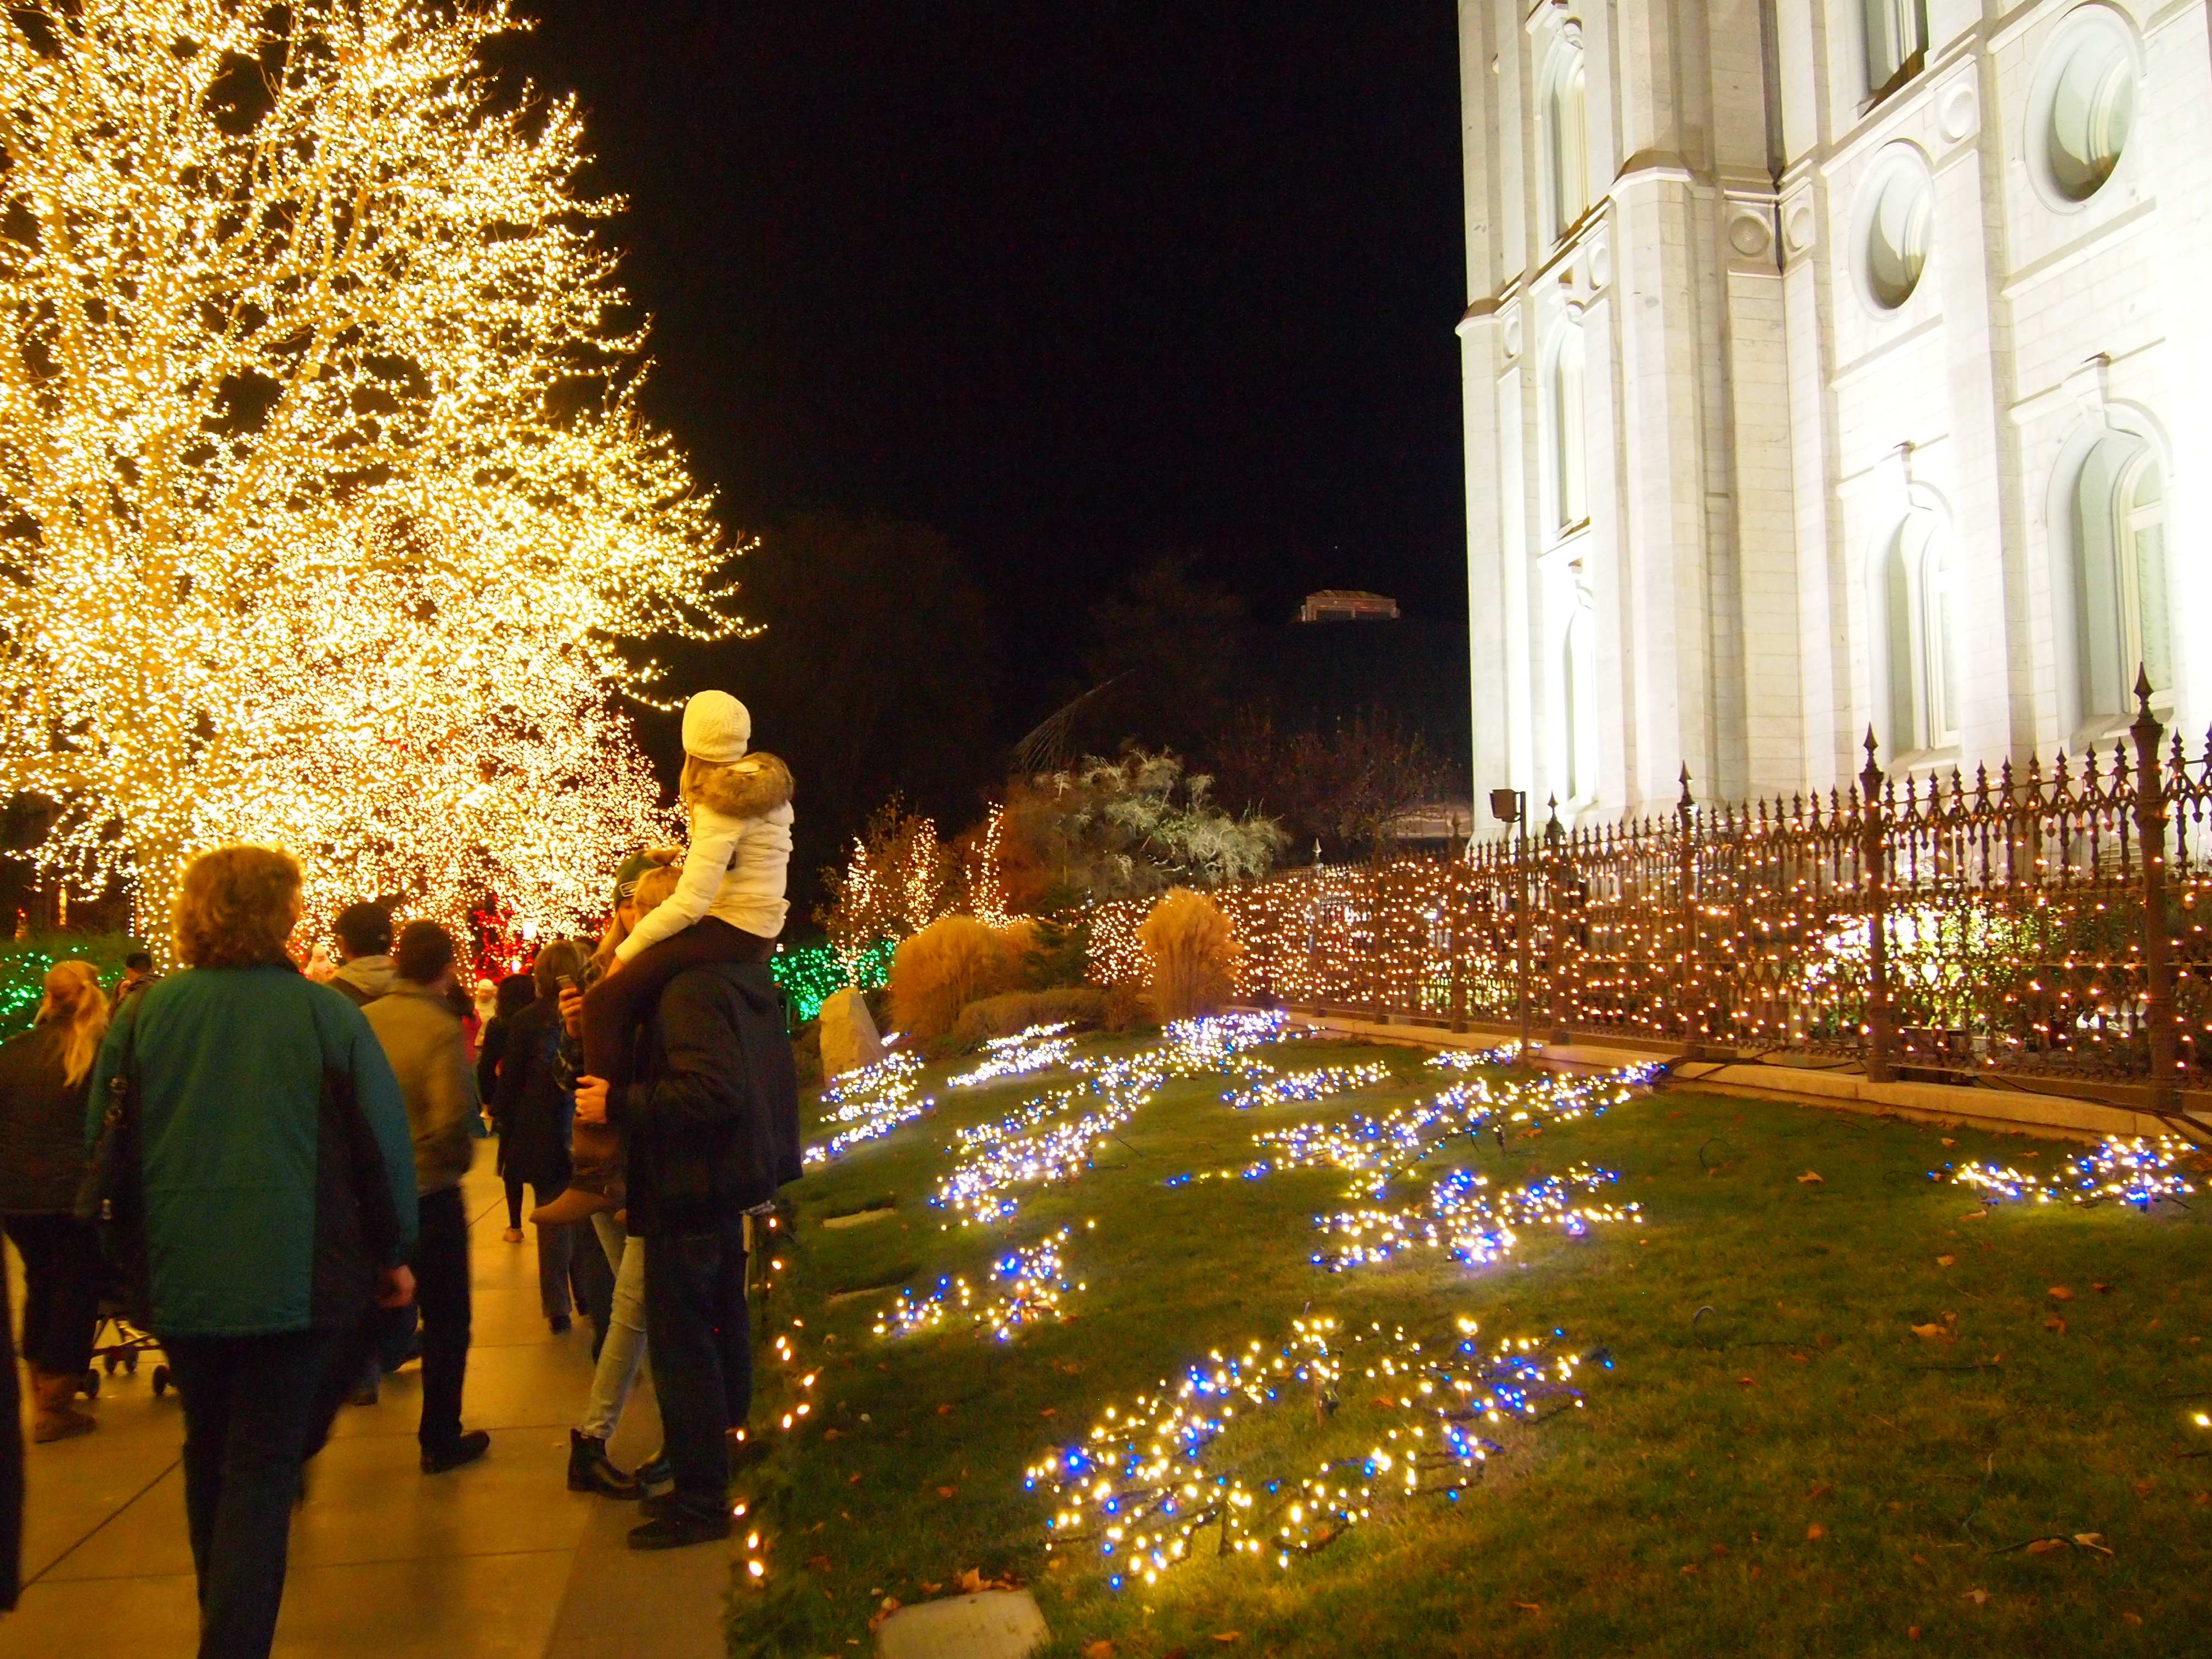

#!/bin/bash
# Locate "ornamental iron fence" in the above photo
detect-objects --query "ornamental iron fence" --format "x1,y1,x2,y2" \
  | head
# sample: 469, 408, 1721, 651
1092, 677, 2212, 1110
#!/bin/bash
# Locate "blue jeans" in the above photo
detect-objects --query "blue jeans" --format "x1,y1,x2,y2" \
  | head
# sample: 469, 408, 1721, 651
643, 1213, 751, 1514
166, 1327, 341, 1657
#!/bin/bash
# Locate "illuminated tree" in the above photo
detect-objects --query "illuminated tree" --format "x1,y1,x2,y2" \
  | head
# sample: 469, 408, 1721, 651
0, 0, 742, 944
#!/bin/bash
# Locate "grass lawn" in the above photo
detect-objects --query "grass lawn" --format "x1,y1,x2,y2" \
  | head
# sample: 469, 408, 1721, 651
730, 1020, 2212, 1658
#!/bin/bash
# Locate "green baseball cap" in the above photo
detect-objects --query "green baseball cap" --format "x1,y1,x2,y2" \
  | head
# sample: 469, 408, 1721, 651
612, 850, 657, 901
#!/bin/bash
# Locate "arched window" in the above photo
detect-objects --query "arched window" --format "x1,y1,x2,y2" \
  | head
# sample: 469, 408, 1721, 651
1561, 569, 1599, 803
1864, 0, 1927, 98
1543, 41, 1590, 240
1877, 511, 1958, 752
2070, 433, 2169, 721
1545, 320, 1588, 534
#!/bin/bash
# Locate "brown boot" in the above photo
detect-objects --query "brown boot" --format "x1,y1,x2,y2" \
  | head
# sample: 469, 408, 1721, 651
32, 1367, 95, 1443
530, 1124, 619, 1226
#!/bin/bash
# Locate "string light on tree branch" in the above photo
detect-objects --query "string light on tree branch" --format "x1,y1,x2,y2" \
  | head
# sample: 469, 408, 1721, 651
0, 0, 744, 949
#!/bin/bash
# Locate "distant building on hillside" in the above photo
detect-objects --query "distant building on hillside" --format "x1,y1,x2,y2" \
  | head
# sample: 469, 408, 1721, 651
1298, 589, 1400, 623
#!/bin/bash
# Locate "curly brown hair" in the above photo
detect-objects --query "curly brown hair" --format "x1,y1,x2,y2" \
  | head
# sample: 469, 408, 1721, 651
174, 847, 303, 968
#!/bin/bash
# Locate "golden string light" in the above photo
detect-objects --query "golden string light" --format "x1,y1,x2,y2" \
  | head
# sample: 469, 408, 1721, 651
0, 0, 746, 947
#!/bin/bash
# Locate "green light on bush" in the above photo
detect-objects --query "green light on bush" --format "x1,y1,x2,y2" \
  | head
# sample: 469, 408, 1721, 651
773, 936, 896, 1023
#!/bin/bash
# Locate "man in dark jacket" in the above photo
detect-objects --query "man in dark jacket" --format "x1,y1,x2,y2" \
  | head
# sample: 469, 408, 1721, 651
573, 957, 798, 1549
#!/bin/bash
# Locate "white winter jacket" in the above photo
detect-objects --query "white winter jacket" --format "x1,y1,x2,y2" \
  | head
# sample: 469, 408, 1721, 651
616, 753, 795, 960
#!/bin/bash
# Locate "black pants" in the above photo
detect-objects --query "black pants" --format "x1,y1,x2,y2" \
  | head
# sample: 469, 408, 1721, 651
643, 1212, 751, 1514
411, 1187, 471, 1452
166, 1326, 338, 1658
503, 1173, 526, 1231
2, 1212, 101, 1376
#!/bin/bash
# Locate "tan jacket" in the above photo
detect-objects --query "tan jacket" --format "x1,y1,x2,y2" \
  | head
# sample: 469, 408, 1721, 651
363, 983, 478, 1195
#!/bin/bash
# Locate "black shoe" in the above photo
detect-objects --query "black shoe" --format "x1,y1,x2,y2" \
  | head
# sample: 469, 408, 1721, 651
628, 1510, 732, 1550
347, 1378, 380, 1408
549, 1314, 572, 1336
567, 1430, 641, 1499
639, 1489, 725, 1521
420, 1430, 491, 1474
635, 1452, 674, 1498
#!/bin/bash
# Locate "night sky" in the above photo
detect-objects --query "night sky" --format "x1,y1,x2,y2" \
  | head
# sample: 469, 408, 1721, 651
494, 2, 1469, 731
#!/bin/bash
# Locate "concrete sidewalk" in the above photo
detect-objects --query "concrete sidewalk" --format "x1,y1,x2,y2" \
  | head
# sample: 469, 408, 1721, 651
3, 1148, 732, 1658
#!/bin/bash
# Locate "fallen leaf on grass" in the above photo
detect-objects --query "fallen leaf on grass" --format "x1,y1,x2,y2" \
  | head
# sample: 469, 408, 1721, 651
921, 1582, 941, 1594
1039, 1408, 1057, 1418
1710, 1543, 1730, 1556
936, 1404, 953, 1415
2094, 1282, 2113, 1293
1911, 1323, 1955, 1342
1679, 1563, 1699, 1576
866, 1598, 902, 1633
1963, 1588, 1988, 1605
2073, 1533, 2113, 1554
1806, 1524, 1826, 1541
2026, 1538, 2066, 1555
1937, 1255, 1956, 1267
1805, 1483, 1832, 1500
847, 1473, 861, 1485
1083, 1643, 1115, 1659
2122, 1611, 2144, 1625
822, 1428, 842, 1441
2049, 1286, 2074, 1301
1211, 1636, 1242, 1645
2135, 1480, 2154, 1497
1960, 1209, 1988, 1221
936, 1486, 958, 1498
1514, 1601, 1542, 1613
1370, 1396, 1396, 1408
1797, 1171, 1825, 1184
1737, 1376, 1754, 1387
1788, 1352, 1810, 1363
2045, 1317, 2067, 1333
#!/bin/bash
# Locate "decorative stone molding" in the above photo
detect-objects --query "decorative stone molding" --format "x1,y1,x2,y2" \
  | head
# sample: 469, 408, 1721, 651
2063, 353, 2113, 424
1938, 77, 1979, 144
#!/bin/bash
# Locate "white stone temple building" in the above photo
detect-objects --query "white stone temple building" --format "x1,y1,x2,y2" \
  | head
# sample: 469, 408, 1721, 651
1457, 0, 2212, 821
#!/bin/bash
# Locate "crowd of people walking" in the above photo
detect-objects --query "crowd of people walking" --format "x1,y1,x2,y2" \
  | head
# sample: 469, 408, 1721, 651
0, 691, 800, 1657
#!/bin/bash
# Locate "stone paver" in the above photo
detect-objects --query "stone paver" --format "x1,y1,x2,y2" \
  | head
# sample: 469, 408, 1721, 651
4, 1149, 732, 1657
874, 1589, 1049, 1659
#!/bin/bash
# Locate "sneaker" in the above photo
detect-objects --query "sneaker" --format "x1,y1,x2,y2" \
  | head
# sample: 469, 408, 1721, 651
420, 1430, 492, 1474
628, 1510, 732, 1550
501, 1227, 524, 1243
567, 1430, 641, 1499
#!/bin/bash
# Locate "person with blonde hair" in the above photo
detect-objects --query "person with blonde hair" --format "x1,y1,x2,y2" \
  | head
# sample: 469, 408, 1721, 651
88, 846, 419, 1659
0, 959, 111, 1441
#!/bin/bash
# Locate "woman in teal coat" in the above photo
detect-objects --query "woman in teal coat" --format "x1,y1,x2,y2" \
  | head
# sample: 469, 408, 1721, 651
89, 847, 418, 1659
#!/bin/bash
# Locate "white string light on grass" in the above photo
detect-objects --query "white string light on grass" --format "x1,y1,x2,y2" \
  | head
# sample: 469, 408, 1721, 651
1025, 1314, 1607, 1587
805, 1052, 933, 1165
1942, 1135, 2199, 1209
873, 1223, 1093, 1341
946, 1024, 1081, 1089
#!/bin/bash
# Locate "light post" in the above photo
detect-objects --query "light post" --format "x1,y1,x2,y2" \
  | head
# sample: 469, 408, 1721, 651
1489, 787, 1531, 1064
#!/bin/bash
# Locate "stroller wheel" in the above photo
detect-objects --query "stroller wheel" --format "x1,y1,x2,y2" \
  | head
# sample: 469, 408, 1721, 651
152, 1365, 171, 1398
80, 1370, 100, 1400
103, 1353, 120, 1375
123, 1353, 139, 1375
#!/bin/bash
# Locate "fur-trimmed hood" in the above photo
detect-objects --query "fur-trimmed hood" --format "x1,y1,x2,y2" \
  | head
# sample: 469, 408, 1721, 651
690, 750, 793, 820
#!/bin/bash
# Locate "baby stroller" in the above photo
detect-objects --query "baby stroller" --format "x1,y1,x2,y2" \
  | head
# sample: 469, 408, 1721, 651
82, 1268, 171, 1400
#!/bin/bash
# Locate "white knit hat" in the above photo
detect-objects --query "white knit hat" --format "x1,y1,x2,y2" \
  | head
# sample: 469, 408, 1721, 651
681, 690, 751, 763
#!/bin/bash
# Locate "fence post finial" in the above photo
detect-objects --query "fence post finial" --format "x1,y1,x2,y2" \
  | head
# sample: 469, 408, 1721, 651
1677, 764, 1693, 816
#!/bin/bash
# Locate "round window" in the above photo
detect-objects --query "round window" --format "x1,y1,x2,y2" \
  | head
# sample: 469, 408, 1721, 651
2029, 9, 2140, 208
1859, 153, 1933, 311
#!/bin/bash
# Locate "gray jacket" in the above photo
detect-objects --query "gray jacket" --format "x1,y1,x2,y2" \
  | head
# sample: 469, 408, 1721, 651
363, 982, 478, 1195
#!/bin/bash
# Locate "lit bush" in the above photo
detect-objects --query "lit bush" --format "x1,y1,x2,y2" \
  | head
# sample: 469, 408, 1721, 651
1138, 887, 1239, 1023
888, 915, 1017, 1041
